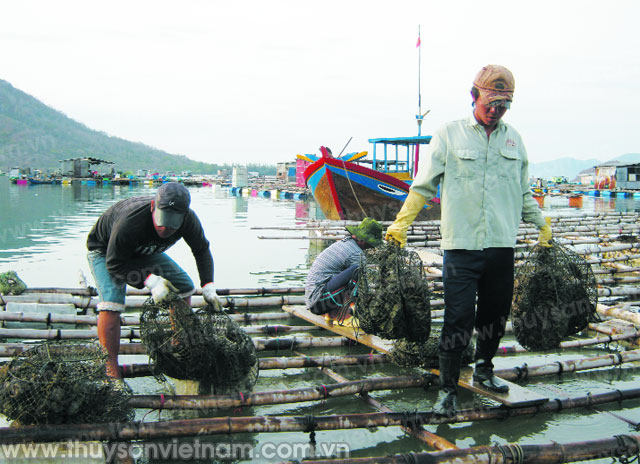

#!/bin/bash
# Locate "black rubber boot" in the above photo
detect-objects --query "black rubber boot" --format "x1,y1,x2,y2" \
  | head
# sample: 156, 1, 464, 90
432, 352, 462, 417
473, 358, 509, 393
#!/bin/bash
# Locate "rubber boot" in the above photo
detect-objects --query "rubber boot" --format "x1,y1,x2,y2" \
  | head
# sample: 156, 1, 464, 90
473, 358, 509, 393
432, 352, 462, 417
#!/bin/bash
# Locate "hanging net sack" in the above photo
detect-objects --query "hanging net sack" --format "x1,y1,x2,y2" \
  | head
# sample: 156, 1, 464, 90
355, 242, 431, 342
0, 342, 133, 425
0, 271, 27, 295
389, 326, 475, 369
512, 243, 598, 351
140, 294, 259, 394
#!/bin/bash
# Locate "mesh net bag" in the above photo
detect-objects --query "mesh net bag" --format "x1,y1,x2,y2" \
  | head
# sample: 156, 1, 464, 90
355, 242, 431, 342
0, 271, 27, 295
0, 342, 133, 425
140, 294, 259, 394
512, 243, 598, 351
389, 327, 475, 369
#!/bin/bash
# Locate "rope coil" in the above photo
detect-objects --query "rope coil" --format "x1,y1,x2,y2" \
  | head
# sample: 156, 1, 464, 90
497, 443, 524, 464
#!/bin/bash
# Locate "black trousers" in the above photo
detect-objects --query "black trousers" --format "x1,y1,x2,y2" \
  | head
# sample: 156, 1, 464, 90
439, 248, 514, 366
309, 264, 359, 315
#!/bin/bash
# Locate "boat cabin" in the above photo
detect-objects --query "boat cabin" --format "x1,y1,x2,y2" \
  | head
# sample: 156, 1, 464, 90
367, 136, 432, 182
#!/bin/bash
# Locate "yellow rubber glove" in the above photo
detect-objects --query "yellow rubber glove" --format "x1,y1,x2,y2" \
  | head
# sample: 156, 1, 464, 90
385, 190, 427, 247
538, 217, 552, 248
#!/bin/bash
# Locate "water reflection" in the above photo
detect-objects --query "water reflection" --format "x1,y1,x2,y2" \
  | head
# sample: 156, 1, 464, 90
232, 195, 249, 217
0, 177, 314, 289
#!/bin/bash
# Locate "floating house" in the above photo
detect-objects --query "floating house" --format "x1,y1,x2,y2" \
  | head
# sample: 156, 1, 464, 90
614, 162, 640, 190
232, 165, 248, 188
594, 161, 619, 190
58, 157, 115, 178
276, 161, 297, 184
574, 167, 596, 185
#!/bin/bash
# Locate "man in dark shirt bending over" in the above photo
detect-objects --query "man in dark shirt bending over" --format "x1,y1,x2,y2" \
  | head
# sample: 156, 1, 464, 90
87, 182, 217, 378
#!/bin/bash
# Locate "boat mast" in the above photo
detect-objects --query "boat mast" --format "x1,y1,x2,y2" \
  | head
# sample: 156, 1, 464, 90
417, 25, 422, 136
414, 26, 429, 177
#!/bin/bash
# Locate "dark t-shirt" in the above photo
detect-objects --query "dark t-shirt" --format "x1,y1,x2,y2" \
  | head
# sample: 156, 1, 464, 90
87, 196, 213, 288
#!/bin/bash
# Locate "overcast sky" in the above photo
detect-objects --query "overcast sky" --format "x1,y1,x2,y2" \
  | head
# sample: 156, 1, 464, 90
2, 0, 639, 166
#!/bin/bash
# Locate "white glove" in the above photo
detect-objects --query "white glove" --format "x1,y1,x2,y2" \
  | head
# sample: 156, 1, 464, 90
202, 282, 218, 305
144, 274, 177, 303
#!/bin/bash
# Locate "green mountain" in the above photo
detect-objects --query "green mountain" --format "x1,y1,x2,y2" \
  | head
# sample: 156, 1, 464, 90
0, 79, 275, 175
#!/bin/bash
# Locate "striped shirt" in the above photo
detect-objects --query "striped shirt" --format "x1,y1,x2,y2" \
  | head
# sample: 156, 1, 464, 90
305, 237, 363, 309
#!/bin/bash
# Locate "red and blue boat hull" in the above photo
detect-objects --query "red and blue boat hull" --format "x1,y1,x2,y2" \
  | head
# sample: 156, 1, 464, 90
304, 157, 439, 221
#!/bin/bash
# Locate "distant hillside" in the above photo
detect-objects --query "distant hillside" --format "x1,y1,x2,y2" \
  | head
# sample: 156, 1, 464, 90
529, 153, 640, 181
529, 157, 600, 181
603, 153, 640, 165
0, 79, 275, 175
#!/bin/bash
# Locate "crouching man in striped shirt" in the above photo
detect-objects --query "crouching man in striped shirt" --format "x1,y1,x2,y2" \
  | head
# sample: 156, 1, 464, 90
304, 218, 382, 322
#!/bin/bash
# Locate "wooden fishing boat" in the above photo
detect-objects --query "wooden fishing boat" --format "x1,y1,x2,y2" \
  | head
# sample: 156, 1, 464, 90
27, 177, 60, 185
299, 140, 440, 221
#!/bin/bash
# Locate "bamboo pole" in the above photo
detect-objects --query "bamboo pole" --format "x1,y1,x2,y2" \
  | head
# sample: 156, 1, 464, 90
288, 434, 640, 464
494, 349, 640, 380
253, 336, 354, 351
597, 303, 640, 325
257, 353, 388, 370
1, 388, 638, 443
23, 287, 96, 296
0, 327, 139, 340
497, 331, 640, 354
0, 293, 94, 308
0, 324, 321, 340
598, 285, 640, 298
0, 294, 305, 309
215, 287, 304, 296
128, 374, 437, 409
0, 310, 292, 327
120, 353, 386, 377
20, 286, 304, 297
0, 336, 356, 357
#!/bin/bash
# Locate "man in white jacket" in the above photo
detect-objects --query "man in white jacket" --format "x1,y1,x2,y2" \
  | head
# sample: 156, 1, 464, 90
386, 65, 552, 416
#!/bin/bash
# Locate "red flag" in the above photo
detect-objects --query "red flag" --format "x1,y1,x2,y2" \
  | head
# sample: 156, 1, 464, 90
416, 37, 421, 47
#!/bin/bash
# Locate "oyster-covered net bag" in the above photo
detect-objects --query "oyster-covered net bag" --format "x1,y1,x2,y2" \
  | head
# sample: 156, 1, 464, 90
355, 242, 431, 342
389, 326, 474, 369
0, 270, 27, 295
512, 243, 598, 351
0, 342, 133, 425
140, 294, 259, 394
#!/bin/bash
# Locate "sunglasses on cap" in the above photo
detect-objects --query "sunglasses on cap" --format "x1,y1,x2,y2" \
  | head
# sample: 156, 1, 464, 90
487, 99, 511, 109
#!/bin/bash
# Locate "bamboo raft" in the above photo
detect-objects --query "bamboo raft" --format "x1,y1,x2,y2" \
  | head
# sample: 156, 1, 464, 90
2, 212, 640, 462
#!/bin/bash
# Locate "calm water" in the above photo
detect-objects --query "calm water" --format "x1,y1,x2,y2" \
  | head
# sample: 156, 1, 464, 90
0, 176, 317, 289
1, 175, 639, 463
